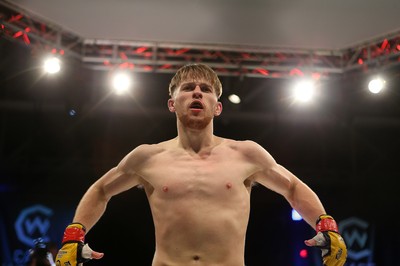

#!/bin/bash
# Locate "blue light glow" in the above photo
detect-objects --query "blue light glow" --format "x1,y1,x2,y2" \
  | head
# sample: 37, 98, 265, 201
292, 209, 303, 221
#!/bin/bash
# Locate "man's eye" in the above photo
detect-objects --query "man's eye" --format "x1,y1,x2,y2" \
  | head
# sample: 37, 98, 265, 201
182, 85, 193, 91
201, 85, 212, 92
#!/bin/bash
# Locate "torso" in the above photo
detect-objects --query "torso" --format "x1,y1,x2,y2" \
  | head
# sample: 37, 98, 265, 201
135, 137, 257, 266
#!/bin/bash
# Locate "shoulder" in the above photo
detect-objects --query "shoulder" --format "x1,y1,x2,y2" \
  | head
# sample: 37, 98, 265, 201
221, 138, 276, 165
119, 140, 174, 170
126, 141, 172, 160
131, 143, 165, 156
221, 138, 265, 154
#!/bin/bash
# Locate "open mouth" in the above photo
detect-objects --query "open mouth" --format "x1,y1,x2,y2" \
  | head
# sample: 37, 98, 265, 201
189, 101, 204, 109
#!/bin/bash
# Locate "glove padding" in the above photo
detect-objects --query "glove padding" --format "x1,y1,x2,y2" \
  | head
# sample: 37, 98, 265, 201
55, 223, 103, 266
305, 214, 347, 266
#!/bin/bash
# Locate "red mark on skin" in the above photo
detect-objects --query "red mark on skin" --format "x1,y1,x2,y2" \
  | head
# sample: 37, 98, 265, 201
226, 183, 232, 189
162, 186, 169, 192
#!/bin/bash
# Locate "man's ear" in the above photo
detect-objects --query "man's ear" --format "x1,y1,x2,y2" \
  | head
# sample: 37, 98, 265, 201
214, 101, 223, 116
167, 99, 175, 112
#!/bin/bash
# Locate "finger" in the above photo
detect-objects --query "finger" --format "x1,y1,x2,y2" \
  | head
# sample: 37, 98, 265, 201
82, 243, 104, 260
91, 251, 104, 259
304, 238, 317, 246
305, 232, 327, 247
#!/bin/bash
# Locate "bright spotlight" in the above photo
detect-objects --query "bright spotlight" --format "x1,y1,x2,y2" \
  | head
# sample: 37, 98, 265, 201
293, 80, 315, 102
43, 57, 61, 74
228, 94, 241, 104
112, 72, 131, 94
368, 77, 385, 94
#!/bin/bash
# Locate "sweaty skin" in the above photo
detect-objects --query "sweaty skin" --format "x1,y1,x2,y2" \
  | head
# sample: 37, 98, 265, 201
72, 79, 326, 266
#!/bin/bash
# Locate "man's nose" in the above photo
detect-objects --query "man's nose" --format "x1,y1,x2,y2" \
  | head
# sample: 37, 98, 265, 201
192, 86, 203, 98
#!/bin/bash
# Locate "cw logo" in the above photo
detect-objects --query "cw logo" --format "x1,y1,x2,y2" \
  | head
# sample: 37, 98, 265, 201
339, 217, 372, 261
14, 204, 53, 246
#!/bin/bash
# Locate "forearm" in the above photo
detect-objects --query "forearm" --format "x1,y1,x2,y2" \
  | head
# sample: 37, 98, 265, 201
287, 180, 325, 229
73, 183, 110, 232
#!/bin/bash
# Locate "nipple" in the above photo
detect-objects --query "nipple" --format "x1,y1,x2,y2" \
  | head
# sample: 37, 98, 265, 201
162, 186, 169, 192
226, 183, 232, 189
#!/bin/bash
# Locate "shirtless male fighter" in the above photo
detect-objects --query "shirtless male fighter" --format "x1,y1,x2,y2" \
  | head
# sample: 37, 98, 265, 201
55, 63, 347, 266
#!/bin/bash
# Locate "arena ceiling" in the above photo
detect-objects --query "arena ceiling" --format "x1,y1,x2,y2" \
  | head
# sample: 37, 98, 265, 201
1, 0, 400, 78
6, 0, 400, 49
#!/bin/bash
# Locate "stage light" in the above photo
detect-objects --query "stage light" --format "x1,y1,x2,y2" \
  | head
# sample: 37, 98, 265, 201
291, 209, 303, 221
43, 57, 61, 74
228, 94, 241, 104
368, 77, 385, 94
293, 79, 315, 102
111, 72, 132, 95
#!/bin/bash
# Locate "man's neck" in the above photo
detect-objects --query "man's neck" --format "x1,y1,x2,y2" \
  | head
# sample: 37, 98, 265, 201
176, 122, 216, 153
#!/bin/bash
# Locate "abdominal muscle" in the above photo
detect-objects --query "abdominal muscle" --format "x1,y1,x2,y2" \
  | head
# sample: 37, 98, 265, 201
147, 181, 251, 266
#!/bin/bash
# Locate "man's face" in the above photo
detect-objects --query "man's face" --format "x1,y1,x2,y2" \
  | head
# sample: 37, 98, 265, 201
168, 79, 222, 129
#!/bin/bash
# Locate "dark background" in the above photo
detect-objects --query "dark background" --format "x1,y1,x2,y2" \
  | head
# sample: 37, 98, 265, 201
1, 36, 400, 265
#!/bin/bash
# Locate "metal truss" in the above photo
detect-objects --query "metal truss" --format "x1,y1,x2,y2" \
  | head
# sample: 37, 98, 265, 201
1, 0, 400, 80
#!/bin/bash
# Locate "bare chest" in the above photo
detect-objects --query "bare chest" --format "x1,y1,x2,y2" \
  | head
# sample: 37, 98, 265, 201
140, 149, 252, 199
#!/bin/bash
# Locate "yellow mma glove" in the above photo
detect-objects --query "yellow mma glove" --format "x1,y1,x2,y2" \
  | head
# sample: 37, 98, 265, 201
55, 223, 103, 266
305, 214, 347, 266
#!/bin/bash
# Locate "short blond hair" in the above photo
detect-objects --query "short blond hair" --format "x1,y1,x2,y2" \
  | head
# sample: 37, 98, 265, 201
168, 63, 223, 98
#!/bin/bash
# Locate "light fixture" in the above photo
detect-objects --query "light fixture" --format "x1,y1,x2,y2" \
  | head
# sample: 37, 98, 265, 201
292, 79, 316, 103
43, 56, 61, 74
368, 77, 385, 94
111, 71, 132, 95
228, 93, 241, 104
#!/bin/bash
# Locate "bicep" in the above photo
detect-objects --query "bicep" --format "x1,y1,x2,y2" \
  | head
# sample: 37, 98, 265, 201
95, 166, 141, 199
253, 163, 296, 196
93, 146, 148, 198
246, 141, 296, 196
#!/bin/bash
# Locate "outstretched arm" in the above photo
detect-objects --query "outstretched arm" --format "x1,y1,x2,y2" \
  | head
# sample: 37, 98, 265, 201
73, 164, 141, 232
246, 141, 347, 266
55, 145, 149, 266
247, 141, 324, 227
266, 164, 325, 227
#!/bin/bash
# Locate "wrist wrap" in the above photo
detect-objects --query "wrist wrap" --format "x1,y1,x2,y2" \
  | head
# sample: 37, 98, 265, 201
316, 214, 338, 233
62, 223, 86, 244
